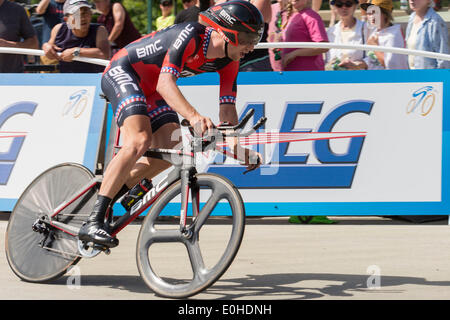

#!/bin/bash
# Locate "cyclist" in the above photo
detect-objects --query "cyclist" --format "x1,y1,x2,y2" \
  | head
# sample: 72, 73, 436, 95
79, 0, 264, 247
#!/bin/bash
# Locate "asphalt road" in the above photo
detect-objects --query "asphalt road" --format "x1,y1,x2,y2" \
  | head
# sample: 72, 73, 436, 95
1, 215, 450, 300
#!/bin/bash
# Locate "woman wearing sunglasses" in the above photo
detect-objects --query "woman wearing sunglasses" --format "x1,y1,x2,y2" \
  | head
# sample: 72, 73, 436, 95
339, 0, 408, 69
325, 0, 368, 70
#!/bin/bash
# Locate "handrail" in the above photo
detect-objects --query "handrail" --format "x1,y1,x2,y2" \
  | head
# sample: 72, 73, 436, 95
2, 41, 450, 67
255, 42, 450, 62
0, 47, 109, 66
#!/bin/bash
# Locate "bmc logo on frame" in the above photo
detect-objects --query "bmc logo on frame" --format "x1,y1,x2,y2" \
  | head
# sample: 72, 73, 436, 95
0, 102, 38, 185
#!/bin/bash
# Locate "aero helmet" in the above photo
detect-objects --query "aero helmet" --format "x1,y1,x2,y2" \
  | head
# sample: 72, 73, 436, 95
199, 0, 264, 46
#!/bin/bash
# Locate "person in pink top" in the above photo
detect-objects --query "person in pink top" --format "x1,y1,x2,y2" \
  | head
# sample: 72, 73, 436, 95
281, 0, 329, 71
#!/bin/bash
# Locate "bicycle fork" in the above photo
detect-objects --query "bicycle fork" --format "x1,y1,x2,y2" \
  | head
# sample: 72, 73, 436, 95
179, 150, 200, 239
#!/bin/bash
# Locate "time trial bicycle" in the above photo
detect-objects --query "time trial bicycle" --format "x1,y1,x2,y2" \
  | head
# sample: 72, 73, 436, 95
5, 108, 265, 299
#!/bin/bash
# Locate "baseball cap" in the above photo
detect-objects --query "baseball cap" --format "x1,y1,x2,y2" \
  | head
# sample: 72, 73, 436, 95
63, 0, 92, 15
360, 0, 393, 12
160, 0, 173, 5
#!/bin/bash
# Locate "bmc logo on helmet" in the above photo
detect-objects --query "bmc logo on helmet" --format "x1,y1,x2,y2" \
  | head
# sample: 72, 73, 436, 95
219, 9, 236, 25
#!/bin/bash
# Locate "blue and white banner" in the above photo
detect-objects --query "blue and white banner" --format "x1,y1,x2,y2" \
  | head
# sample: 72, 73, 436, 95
178, 70, 449, 216
0, 74, 105, 211
2, 71, 448, 216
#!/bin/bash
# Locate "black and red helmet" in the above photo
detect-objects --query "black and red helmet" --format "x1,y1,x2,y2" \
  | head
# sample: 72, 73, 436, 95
199, 0, 264, 46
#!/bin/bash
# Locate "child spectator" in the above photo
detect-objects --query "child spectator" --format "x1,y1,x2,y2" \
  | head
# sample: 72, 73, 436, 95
405, 0, 449, 69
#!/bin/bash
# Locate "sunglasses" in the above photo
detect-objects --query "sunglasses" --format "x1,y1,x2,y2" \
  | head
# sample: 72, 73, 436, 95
334, 1, 355, 7
238, 31, 262, 46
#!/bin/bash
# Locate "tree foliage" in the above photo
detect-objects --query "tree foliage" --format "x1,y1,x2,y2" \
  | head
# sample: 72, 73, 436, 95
122, 0, 151, 34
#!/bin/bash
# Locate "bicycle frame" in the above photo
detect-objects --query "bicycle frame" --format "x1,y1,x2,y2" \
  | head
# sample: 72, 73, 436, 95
47, 147, 197, 238
47, 108, 266, 240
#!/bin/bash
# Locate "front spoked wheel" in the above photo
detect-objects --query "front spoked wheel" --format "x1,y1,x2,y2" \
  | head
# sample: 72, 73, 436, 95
136, 173, 245, 298
5, 163, 98, 282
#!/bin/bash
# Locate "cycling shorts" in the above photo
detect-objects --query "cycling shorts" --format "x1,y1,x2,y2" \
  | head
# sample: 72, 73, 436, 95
101, 60, 179, 132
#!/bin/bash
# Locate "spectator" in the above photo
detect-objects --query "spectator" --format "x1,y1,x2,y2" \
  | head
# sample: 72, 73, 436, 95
281, 0, 329, 71
0, 0, 39, 73
174, 0, 213, 24
348, 0, 408, 69
35, 0, 65, 44
325, 0, 367, 70
268, 0, 288, 71
214, 0, 272, 71
94, 0, 141, 54
311, 0, 321, 11
405, 0, 449, 69
156, 0, 175, 31
328, 0, 337, 27
359, 0, 368, 21
42, 0, 110, 73
174, 0, 198, 24
238, 0, 273, 71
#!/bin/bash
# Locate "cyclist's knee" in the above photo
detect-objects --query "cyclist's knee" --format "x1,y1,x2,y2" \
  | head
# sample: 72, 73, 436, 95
123, 132, 152, 158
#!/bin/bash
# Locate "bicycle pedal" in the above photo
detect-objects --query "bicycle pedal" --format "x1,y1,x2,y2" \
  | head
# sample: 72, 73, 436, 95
93, 244, 111, 253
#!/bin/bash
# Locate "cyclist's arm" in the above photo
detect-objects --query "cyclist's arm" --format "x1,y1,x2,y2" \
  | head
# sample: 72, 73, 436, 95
157, 73, 214, 133
217, 62, 260, 166
217, 60, 239, 123
219, 104, 238, 125
157, 73, 201, 122
157, 32, 214, 133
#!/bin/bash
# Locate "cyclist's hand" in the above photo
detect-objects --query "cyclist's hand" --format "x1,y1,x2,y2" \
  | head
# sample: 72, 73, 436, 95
242, 149, 262, 174
230, 143, 262, 174
189, 114, 215, 136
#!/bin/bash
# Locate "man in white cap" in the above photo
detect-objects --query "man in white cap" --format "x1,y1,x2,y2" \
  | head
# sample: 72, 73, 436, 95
42, 0, 110, 72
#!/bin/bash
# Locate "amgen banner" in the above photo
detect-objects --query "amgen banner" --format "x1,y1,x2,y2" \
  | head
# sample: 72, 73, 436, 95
1, 70, 449, 216
177, 70, 448, 216
0, 74, 105, 211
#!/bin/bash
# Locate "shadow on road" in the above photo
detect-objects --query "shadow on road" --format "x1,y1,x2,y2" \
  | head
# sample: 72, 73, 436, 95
51, 272, 450, 299
207, 273, 450, 299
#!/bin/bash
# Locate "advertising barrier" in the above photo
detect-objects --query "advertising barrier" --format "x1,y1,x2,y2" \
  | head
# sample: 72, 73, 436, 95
176, 69, 449, 216
1, 70, 449, 217
0, 74, 105, 211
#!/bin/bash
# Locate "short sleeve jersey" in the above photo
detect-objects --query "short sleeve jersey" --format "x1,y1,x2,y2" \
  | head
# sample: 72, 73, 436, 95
108, 22, 239, 105
282, 8, 328, 71
0, 0, 36, 72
